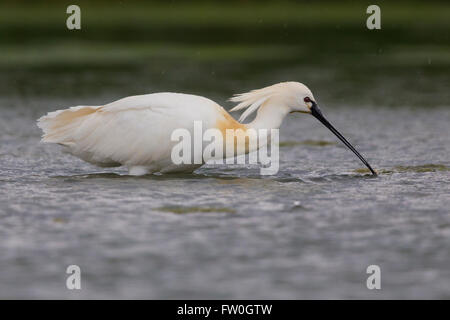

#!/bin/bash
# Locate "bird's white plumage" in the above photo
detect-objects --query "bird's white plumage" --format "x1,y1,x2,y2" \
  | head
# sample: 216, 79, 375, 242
38, 93, 228, 174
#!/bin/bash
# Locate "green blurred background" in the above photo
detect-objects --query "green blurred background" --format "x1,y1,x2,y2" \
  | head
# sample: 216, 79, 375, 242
0, 0, 448, 107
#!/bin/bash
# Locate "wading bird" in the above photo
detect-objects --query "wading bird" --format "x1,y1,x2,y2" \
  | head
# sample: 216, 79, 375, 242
37, 82, 376, 175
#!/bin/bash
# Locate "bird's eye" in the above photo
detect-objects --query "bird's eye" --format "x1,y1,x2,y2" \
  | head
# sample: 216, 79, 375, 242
304, 97, 311, 103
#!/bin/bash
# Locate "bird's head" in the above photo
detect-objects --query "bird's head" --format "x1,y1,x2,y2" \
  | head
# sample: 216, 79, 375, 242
273, 81, 316, 114
230, 82, 315, 117
230, 82, 377, 175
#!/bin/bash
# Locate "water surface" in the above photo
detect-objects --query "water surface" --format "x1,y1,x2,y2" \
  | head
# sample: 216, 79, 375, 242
0, 1, 449, 299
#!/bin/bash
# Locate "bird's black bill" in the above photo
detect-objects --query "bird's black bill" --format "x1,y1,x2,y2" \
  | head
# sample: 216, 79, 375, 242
310, 102, 377, 176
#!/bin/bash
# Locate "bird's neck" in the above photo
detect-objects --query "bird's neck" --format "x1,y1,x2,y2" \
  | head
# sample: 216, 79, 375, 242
247, 102, 290, 130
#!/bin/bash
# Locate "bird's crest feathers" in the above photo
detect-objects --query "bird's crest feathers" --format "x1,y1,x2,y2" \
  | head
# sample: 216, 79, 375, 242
229, 85, 282, 122
229, 82, 306, 123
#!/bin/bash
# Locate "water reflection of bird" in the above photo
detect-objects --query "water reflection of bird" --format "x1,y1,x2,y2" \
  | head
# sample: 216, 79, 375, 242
37, 82, 376, 175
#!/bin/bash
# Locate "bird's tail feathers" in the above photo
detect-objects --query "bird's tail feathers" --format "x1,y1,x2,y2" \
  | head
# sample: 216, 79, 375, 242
37, 105, 101, 145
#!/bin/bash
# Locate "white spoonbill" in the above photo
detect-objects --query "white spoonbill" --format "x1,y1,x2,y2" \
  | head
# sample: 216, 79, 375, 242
37, 82, 376, 175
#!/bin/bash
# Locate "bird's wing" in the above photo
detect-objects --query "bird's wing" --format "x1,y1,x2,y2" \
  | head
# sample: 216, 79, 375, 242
37, 93, 221, 166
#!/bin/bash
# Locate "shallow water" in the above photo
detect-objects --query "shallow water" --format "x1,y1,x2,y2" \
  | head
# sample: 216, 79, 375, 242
0, 1, 449, 299
0, 94, 449, 299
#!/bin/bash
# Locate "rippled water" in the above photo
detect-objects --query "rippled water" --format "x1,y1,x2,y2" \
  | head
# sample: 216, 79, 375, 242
1, 94, 449, 299
0, 0, 449, 299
